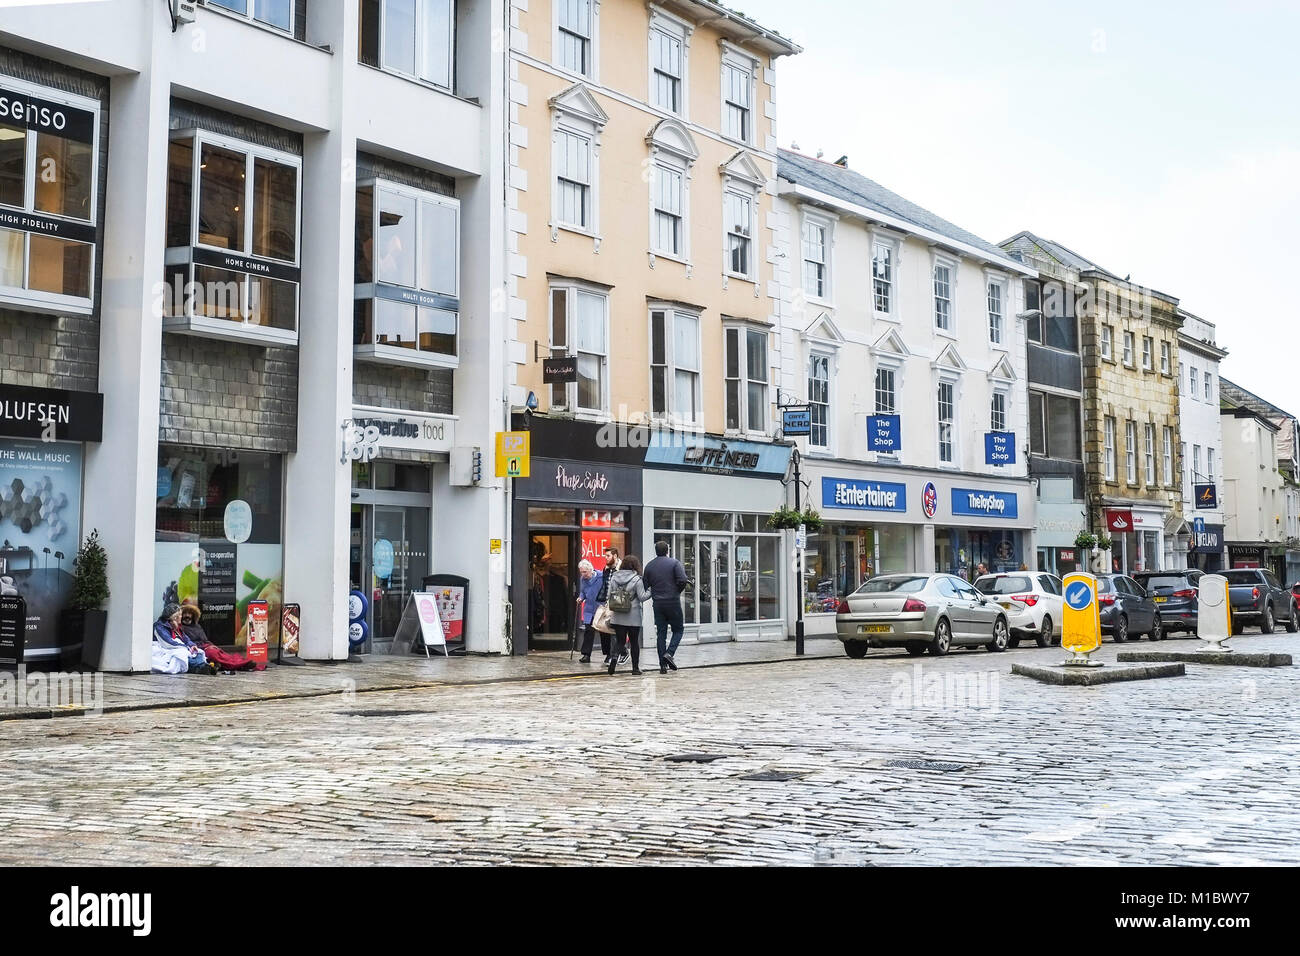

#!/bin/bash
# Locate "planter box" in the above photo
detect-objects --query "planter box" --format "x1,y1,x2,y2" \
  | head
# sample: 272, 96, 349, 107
61, 609, 108, 671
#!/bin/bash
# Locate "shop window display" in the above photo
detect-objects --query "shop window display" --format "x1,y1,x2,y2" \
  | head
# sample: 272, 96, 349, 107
652, 511, 781, 627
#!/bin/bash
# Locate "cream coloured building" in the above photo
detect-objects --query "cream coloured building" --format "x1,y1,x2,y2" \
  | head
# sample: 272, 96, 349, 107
504, 1, 801, 652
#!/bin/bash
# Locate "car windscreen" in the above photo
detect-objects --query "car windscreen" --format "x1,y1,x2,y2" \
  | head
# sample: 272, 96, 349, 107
974, 575, 1032, 595
1136, 575, 1186, 590
856, 576, 928, 594
1224, 571, 1261, 585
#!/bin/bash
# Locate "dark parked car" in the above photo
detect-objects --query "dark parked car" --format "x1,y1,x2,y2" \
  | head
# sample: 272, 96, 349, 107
1224, 568, 1296, 634
1133, 570, 1203, 635
1096, 574, 1164, 642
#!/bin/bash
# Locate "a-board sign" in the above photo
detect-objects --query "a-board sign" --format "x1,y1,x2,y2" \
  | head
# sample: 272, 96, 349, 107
391, 592, 448, 658
1061, 572, 1101, 656
247, 600, 269, 664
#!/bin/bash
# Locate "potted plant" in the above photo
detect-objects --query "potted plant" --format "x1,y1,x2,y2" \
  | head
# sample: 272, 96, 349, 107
766, 507, 825, 533
1096, 533, 1114, 552
62, 528, 109, 670
1074, 531, 1098, 551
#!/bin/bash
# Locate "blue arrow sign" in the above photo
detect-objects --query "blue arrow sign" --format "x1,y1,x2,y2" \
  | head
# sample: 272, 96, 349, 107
1065, 582, 1093, 611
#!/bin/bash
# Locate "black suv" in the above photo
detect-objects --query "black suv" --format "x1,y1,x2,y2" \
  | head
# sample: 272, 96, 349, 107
1132, 570, 1203, 635
1224, 568, 1297, 634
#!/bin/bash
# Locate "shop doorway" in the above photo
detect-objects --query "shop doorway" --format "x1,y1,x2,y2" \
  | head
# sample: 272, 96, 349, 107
350, 462, 432, 650
528, 532, 573, 648
696, 536, 732, 642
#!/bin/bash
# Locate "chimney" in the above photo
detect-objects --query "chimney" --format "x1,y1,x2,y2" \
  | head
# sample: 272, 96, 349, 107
834, 155, 849, 167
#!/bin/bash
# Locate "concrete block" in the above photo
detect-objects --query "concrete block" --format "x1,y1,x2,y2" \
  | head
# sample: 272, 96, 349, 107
1118, 651, 1292, 668
1011, 662, 1185, 685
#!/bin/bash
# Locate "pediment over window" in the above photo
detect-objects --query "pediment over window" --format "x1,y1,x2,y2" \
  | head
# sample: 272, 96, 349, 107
646, 117, 700, 161
988, 354, 1016, 384
720, 149, 766, 188
550, 83, 609, 128
931, 342, 968, 374
803, 312, 844, 347
870, 328, 910, 360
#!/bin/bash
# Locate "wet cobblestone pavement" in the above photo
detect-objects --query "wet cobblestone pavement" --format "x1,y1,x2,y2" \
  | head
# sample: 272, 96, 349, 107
2, 633, 1297, 866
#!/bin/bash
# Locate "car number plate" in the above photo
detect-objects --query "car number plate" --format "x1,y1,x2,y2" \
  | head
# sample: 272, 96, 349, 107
859, 624, 892, 634
999, 602, 1014, 610
1153, 596, 1167, 603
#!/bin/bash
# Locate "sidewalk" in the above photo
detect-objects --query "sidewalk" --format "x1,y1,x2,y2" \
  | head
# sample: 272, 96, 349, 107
0, 638, 845, 721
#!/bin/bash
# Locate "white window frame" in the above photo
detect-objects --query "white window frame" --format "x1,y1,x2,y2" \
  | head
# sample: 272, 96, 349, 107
872, 349, 905, 461
0, 75, 101, 316
1144, 421, 1156, 485
649, 303, 702, 427
871, 232, 900, 320
801, 211, 833, 303
1163, 426, 1174, 486
1142, 336, 1153, 371
1207, 446, 1215, 483
163, 128, 302, 347
648, 6, 691, 117
1126, 420, 1138, 485
1189, 366, 1199, 402
646, 118, 698, 267
549, 88, 607, 242
1122, 331, 1134, 367
720, 44, 757, 146
932, 252, 957, 336
990, 390, 1007, 432
1192, 444, 1202, 482
724, 322, 769, 436
1100, 325, 1113, 360
554, 0, 598, 80
986, 273, 1007, 347
1105, 416, 1117, 481
651, 157, 688, 261
358, 0, 456, 91
1160, 341, 1171, 375
210, 0, 295, 35
722, 185, 756, 282
548, 279, 609, 417
936, 376, 958, 466
1204, 372, 1213, 402
807, 350, 832, 451
352, 177, 460, 369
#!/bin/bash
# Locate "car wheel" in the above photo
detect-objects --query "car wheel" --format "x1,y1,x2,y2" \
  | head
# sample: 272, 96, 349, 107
844, 641, 869, 659
1148, 614, 1163, 642
1287, 604, 1298, 634
986, 616, 1009, 652
1035, 615, 1053, 648
1231, 619, 1244, 636
929, 618, 952, 657
1261, 603, 1275, 634
1114, 614, 1129, 643
905, 642, 927, 656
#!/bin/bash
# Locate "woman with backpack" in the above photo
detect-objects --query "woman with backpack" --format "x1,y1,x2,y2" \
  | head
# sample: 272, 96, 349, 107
605, 554, 650, 675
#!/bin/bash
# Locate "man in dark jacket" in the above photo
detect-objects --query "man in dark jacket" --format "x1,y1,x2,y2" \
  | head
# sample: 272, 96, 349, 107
643, 539, 688, 674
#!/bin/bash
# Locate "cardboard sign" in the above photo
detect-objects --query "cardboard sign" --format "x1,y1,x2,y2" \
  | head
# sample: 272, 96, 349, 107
280, 603, 301, 657
1197, 573, 1231, 647
1061, 572, 1101, 655
246, 600, 269, 664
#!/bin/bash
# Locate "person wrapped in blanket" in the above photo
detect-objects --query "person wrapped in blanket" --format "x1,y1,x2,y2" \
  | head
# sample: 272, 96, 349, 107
181, 598, 264, 673
151, 603, 210, 674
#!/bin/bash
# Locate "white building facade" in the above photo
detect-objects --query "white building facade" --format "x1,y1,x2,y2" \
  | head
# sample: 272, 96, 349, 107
1, 1, 510, 669
1176, 311, 1226, 570
773, 151, 1036, 636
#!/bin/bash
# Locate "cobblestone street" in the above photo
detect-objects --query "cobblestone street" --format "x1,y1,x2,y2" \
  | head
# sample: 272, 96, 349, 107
3, 635, 1298, 866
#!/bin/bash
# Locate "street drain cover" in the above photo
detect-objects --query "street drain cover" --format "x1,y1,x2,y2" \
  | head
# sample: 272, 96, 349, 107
665, 753, 728, 763
884, 759, 966, 773
463, 737, 536, 745
738, 770, 807, 782
343, 709, 429, 717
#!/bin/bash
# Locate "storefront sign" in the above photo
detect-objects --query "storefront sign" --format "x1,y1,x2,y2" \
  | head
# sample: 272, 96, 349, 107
0, 384, 103, 442
643, 433, 791, 479
1194, 483, 1218, 509
0, 84, 95, 142
191, 246, 302, 284
373, 282, 458, 313
1228, 545, 1266, 569
984, 431, 1016, 465
1192, 523, 1224, 553
0, 208, 96, 244
350, 407, 455, 456
223, 500, 252, 544
951, 488, 1019, 519
921, 481, 937, 518
1105, 509, 1133, 533
515, 458, 642, 505
821, 477, 907, 513
781, 406, 811, 437
542, 357, 579, 385
867, 415, 900, 453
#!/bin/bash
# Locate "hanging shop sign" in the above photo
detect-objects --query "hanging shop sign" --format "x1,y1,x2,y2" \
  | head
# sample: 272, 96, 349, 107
867, 415, 901, 454
781, 406, 812, 437
950, 488, 1019, 519
1192, 523, 1224, 554
0, 384, 103, 443
542, 357, 579, 385
1194, 483, 1218, 510
984, 431, 1016, 466
643, 432, 791, 479
821, 477, 907, 513
1105, 509, 1133, 533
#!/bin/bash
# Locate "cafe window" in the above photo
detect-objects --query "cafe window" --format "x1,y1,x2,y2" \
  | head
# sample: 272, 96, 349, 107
353, 179, 460, 368
653, 510, 783, 626
359, 0, 456, 91
0, 78, 99, 313
163, 130, 301, 346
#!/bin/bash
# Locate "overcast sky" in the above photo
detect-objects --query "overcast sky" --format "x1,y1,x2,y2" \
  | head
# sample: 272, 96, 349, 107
744, 0, 1299, 408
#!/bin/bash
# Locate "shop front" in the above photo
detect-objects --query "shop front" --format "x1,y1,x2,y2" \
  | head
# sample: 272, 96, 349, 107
1034, 477, 1085, 575
1226, 543, 1269, 570
802, 465, 1035, 637
643, 431, 791, 642
1188, 521, 1225, 572
509, 415, 644, 654
0, 383, 103, 662
1105, 506, 1168, 574
346, 406, 455, 650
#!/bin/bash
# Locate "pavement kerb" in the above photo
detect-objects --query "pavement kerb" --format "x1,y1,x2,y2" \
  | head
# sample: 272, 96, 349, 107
0, 650, 843, 723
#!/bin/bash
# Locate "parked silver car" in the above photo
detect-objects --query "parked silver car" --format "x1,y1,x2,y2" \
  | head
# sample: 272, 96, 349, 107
836, 573, 1012, 658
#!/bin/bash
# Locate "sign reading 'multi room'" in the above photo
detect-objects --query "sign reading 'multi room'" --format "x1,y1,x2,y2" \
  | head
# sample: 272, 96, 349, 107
0, 385, 104, 442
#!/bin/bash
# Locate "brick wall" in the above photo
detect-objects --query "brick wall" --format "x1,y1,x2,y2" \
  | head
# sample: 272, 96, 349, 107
0, 47, 108, 394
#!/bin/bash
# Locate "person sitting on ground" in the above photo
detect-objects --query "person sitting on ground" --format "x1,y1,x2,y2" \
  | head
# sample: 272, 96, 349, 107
152, 603, 209, 674
180, 599, 264, 673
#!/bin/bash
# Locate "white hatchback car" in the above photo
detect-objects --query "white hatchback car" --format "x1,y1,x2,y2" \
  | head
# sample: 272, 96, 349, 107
973, 572, 1064, 647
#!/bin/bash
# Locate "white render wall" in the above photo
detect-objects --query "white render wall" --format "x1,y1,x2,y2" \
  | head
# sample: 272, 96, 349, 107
1222, 414, 1283, 544
1177, 314, 1225, 532
773, 189, 1034, 477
